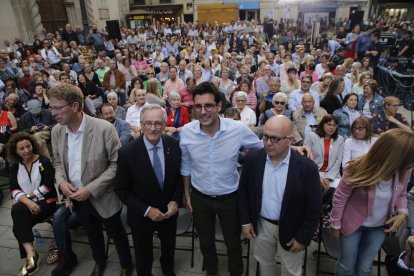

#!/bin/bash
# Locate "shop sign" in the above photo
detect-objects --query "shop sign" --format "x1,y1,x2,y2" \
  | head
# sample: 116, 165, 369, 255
151, 9, 174, 15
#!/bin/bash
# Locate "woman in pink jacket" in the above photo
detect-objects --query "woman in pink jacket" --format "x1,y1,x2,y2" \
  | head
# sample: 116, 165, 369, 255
330, 128, 414, 276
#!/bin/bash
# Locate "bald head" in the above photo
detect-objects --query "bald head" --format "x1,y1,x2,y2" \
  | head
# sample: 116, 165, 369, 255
302, 94, 315, 113
265, 115, 293, 135
263, 115, 293, 161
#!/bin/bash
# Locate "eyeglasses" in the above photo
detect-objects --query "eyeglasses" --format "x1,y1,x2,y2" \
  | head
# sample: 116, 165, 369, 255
236, 99, 246, 102
301, 80, 311, 84
49, 103, 71, 111
263, 135, 290, 144
352, 126, 366, 131
273, 101, 285, 105
388, 104, 401, 108
147, 72, 155, 75
142, 121, 164, 129
194, 103, 216, 112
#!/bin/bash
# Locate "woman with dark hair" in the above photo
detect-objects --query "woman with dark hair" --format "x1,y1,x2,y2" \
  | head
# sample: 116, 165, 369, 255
320, 77, 344, 114
358, 80, 383, 118
7, 132, 57, 276
134, 52, 148, 76
304, 114, 344, 190
77, 74, 103, 116
330, 128, 414, 276
281, 67, 300, 95
342, 116, 377, 168
179, 77, 195, 112
333, 93, 361, 138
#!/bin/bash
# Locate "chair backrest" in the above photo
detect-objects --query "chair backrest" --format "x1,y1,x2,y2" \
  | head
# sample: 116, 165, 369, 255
321, 228, 341, 259
176, 208, 192, 235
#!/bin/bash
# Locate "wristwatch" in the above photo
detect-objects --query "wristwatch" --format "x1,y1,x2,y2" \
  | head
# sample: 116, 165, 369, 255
26, 194, 35, 200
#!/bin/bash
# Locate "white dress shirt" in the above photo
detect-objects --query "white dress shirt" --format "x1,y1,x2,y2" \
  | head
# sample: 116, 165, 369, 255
260, 149, 291, 221
67, 113, 86, 189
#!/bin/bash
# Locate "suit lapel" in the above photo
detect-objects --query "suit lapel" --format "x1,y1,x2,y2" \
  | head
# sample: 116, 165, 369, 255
162, 136, 171, 188
280, 152, 297, 219
256, 149, 267, 211
81, 116, 94, 178
60, 127, 69, 178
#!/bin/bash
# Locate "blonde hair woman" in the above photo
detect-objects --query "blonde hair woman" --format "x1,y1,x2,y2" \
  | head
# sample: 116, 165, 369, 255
330, 129, 414, 276
145, 78, 166, 107
352, 71, 372, 96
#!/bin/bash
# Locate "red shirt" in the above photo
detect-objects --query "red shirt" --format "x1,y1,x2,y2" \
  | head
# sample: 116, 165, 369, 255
319, 138, 331, 173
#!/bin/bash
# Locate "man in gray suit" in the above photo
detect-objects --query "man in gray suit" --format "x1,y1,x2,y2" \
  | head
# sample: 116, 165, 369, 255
49, 84, 133, 276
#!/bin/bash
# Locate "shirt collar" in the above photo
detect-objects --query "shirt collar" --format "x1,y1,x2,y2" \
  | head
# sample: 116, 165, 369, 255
143, 135, 163, 151
195, 116, 228, 135
266, 148, 291, 167
66, 112, 86, 135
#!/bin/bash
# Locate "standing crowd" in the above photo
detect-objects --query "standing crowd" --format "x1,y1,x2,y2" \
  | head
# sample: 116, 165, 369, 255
0, 14, 414, 276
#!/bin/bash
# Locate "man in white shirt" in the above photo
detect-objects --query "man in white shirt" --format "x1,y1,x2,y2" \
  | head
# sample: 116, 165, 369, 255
40, 39, 61, 70
49, 83, 133, 276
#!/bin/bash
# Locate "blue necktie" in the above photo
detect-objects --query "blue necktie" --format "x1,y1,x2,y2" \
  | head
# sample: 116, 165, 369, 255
152, 146, 164, 189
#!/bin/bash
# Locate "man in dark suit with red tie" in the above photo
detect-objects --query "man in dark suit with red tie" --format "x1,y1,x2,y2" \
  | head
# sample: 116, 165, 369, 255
114, 104, 183, 276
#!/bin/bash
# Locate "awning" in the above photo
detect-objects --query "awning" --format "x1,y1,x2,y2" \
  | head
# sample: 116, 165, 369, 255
223, 1, 259, 10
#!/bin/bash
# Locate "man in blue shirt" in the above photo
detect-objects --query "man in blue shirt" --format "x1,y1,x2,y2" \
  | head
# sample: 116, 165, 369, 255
180, 82, 311, 275
180, 82, 262, 276
356, 26, 375, 61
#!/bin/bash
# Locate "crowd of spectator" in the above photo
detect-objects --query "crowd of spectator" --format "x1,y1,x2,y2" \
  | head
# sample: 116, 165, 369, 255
0, 13, 414, 276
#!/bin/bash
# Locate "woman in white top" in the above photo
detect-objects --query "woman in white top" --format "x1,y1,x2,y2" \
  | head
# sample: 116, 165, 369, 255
234, 91, 256, 127
281, 67, 300, 96
342, 116, 377, 168
218, 67, 234, 99
345, 62, 362, 85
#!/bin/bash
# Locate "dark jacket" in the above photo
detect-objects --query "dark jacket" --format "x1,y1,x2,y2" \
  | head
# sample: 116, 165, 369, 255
238, 149, 322, 250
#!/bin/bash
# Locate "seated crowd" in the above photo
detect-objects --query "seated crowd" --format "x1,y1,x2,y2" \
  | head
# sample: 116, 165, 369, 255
0, 15, 414, 276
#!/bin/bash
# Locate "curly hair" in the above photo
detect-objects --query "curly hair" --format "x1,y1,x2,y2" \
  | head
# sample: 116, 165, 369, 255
7, 132, 40, 164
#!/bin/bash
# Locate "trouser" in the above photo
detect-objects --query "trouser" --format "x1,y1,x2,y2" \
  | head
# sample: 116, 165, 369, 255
52, 205, 81, 252
11, 200, 56, 258
336, 226, 386, 276
72, 200, 132, 268
191, 189, 243, 276
130, 215, 177, 276
255, 218, 304, 276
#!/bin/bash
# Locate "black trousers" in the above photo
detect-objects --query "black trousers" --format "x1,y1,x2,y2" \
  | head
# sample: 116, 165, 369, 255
191, 190, 243, 276
130, 215, 177, 276
72, 200, 132, 268
11, 200, 56, 258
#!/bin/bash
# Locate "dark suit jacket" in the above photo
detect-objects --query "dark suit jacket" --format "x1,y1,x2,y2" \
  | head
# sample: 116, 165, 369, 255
238, 148, 322, 251
114, 135, 183, 227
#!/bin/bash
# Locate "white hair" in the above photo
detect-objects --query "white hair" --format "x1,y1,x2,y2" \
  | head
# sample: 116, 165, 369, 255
140, 103, 168, 123
234, 91, 248, 100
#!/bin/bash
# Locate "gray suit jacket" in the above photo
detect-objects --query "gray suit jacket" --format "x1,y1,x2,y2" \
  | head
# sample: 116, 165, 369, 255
304, 132, 344, 180
51, 114, 122, 218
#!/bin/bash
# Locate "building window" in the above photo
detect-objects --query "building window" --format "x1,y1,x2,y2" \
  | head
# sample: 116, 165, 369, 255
134, 0, 146, 5
159, 0, 171, 3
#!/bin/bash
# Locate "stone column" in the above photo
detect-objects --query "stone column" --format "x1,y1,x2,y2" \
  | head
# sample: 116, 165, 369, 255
85, 0, 95, 24
27, 0, 45, 37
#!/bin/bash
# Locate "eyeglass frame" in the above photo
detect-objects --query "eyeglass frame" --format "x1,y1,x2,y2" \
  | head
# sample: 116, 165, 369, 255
263, 134, 291, 144
193, 103, 217, 112
48, 103, 72, 112
141, 121, 165, 129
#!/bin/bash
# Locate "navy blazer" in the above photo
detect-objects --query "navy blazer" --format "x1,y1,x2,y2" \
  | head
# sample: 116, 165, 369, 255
114, 135, 183, 227
238, 148, 322, 250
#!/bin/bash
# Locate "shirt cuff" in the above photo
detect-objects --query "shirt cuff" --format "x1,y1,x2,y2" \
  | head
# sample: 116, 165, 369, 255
144, 206, 151, 217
